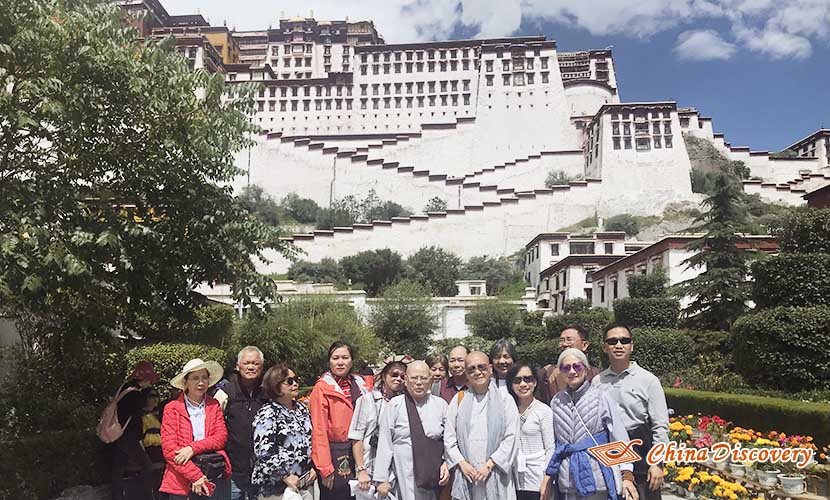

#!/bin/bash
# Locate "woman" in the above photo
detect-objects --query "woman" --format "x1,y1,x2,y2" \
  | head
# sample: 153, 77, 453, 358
310, 341, 370, 500
252, 364, 317, 500
425, 352, 449, 397
540, 349, 638, 500
490, 339, 518, 392
506, 364, 554, 500
160, 358, 231, 500
141, 388, 165, 499
349, 361, 407, 493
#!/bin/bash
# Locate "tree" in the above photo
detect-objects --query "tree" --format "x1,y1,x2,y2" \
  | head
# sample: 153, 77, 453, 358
0, 0, 293, 351
604, 214, 641, 236
627, 268, 667, 298
545, 169, 582, 188
341, 249, 405, 297
238, 184, 284, 226
461, 255, 524, 296
281, 193, 321, 224
369, 280, 438, 358
316, 190, 412, 229
286, 258, 347, 287
406, 246, 462, 296
562, 298, 592, 313
465, 300, 521, 340
677, 170, 754, 330
423, 197, 448, 213
365, 200, 411, 222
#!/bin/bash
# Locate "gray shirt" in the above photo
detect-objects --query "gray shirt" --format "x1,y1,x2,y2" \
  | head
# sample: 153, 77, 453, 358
592, 361, 669, 445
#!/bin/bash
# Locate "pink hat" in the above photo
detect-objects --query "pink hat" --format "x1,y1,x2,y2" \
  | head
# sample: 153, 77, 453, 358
130, 360, 161, 384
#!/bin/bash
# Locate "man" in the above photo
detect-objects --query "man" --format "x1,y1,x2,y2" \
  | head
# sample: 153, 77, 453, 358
434, 344, 468, 403
444, 351, 519, 500
216, 346, 268, 500
593, 323, 669, 500
374, 361, 450, 500
539, 324, 602, 402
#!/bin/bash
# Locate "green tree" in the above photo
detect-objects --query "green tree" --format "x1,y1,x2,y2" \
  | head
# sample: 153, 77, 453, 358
341, 249, 405, 297
286, 258, 347, 287
366, 200, 411, 222
604, 214, 641, 236
0, 0, 293, 352
562, 298, 592, 313
465, 300, 521, 340
461, 255, 524, 296
627, 268, 667, 298
424, 197, 448, 212
406, 246, 462, 296
677, 171, 754, 330
238, 184, 284, 226
545, 169, 582, 188
369, 280, 438, 358
281, 193, 321, 223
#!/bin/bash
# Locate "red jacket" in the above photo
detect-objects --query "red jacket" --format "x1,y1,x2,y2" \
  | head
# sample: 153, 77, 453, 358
309, 372, 368, 477
159, 394, 232, 496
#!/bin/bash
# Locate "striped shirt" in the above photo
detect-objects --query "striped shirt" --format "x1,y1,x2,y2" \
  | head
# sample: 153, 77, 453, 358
515, 399, 555, 492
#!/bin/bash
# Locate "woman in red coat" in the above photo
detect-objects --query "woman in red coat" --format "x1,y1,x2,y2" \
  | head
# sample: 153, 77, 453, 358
160, 358, 232, 499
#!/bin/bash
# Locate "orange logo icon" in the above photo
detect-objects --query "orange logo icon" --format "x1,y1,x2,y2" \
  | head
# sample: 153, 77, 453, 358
588, 439, 643, 467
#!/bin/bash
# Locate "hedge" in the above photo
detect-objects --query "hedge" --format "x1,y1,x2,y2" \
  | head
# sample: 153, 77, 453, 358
773, 207, 830, 253
751, 253, 830, 308
516, 338, 563, 369
125, 343, 226, 397
613, 297, 679, 328
544, 308, 612, 367
664, 388, 830, 447
631, 328, 696, 377
732, 305, 830, 391
0, 429, 107, 500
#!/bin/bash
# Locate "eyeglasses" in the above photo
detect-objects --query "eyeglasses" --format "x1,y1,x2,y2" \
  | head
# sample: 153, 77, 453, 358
605, 337, 633, 345
511, 375, 535, 385
388, 371, 405, 379
559, 363, 585, 374
282, 377, 299, 386
465, 363, 490, 375
187, 375, 211, 383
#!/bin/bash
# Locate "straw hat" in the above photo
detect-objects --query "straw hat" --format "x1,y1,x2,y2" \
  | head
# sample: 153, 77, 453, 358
169, 358, 224, 390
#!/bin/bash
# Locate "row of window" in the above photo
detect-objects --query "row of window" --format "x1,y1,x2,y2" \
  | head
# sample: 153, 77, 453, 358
271, 56, 351, 68
485, 72, 549, 86
269, 44, 352, 56
360, 80, 471, 96
611, 110, 672, 120
612, 136, 674, 150
360, 59, 475, 75
255, 94, 473, 112
359, 48, 474, 63
484, 57, 549, 72
612, 121, 673, 136
259, 86, 354, 98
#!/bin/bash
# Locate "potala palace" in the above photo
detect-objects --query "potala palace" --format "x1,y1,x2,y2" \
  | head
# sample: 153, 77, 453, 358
120, 0, 830, 275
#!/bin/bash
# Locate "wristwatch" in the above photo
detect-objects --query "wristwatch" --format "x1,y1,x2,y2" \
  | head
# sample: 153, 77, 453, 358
356, 465, 369, 472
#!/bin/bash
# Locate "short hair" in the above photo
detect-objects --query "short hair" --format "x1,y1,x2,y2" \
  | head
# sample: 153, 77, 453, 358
327, 340, 354, 369
489, 339, 518, 365
449, 344, 469, 355
558, 348, 590, 369
237, 346, 265, 364
560, 324, 589, 342
604, 322, 634, 339
375, 361, 407, 393
261, 363, 293, 401
425, 352, 449, 374
505, 363, 542, 404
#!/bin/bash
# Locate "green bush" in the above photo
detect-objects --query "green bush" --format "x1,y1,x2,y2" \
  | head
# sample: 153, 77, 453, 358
686, 330, 732, 356
227, 298, 381, 385
661, 352, 748, 393
465, 300, 521, 341
664, 388, 830, 447
544, 308, 613, 367
430, 335, 491, 355
125, 343, 226, 397
732, 306, 830, 391
772, 207, 830, 253
630, 328, 696, 377
287, 258, 348, 288
604, 214, 641, 236
627, 269, 667, 299
613, 297, 679, 328
513, 310, 546, 344
191, 303, 237, 346
0, 430, 108, 500
369, 280, 437, 358
750, 253, 830, 308
516, 338, 561, 368
563, 298, 591, 313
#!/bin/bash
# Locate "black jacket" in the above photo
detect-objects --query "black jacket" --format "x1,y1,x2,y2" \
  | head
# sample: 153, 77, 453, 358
115, 380, 145, 442
223, 374, 268, 488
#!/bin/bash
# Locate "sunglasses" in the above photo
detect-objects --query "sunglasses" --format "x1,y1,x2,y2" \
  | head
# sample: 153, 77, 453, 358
559, 363, 585, 374
282, 377, 299, 386
605, 337, 633, 345
511, 375, 536, 385
465, 363, 490, 375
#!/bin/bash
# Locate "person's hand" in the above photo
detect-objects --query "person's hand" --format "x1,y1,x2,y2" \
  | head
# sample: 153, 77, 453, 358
321, 472, 335, 490
378, 482, 392, 497
622, 478, 639, 500
647, 464, 664, 491
191, 476, 210, 496
174, 446, 194, 465
540, 476, 553, 500
459, 460, 480, 483
357, 469, 372, 491
475, 459, 493, 482
439, 463, 450, 486
307, 469, 317, 485
283, 474, 300, 491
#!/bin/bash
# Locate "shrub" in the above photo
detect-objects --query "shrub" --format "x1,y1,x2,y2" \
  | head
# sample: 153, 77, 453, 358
423, 197, 447, 213
125, 343, 226, 397
369, 280, 438, 358
604, 214, 641, 236
750, 253, 830, 308
771, 207, 830, 253
627, 269, 667, 299
732, 306, 830, 391
341, 249, 406, 297
544, 308, 613, 367
661, 352, 748, 393
461, 255, 524, 296
227, 298, 381, 385
191, 304, 236, 346
630, 328, 696, 377
430, 335, 491, 354
686, 330, 732, 356
664, 388, 830, 447
545, 169, 582, 187
405, 246, 462, 297
613, 297, 679, 328
282, 193, 321, 223
516, 338, 561, 368
465, 300, 521, 341
287, 258, 347, 287
563, 298, 591, 313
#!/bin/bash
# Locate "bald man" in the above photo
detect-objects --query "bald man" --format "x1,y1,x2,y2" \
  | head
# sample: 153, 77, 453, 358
444, 352, 519, 500
374, 361, 450, 500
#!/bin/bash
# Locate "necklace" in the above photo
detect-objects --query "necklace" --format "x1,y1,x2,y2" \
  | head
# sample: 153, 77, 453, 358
519, 399, 535, 424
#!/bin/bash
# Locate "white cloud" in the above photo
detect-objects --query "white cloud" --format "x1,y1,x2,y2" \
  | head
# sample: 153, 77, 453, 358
159, 0, 829, 60
674, 29, 738, 60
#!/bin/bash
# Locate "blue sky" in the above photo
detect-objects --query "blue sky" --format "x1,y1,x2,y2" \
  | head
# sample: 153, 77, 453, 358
163, 0, 829, 151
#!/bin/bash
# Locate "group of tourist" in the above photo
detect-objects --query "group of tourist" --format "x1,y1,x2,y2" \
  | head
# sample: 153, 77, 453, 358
110, 322, 668, 500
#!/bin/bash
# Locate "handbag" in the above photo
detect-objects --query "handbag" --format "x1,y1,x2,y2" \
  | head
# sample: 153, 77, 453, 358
191, 452, 226, 480
405, 394, 444, 490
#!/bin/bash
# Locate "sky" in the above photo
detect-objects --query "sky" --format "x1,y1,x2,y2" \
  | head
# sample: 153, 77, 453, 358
162, 0, 829, 151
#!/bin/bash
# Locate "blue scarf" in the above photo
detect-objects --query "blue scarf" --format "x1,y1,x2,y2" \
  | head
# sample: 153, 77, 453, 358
545, 430, 618, 500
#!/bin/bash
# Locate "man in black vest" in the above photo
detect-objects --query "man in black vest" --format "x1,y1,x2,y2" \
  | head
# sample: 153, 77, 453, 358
216, 346, 268, 500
